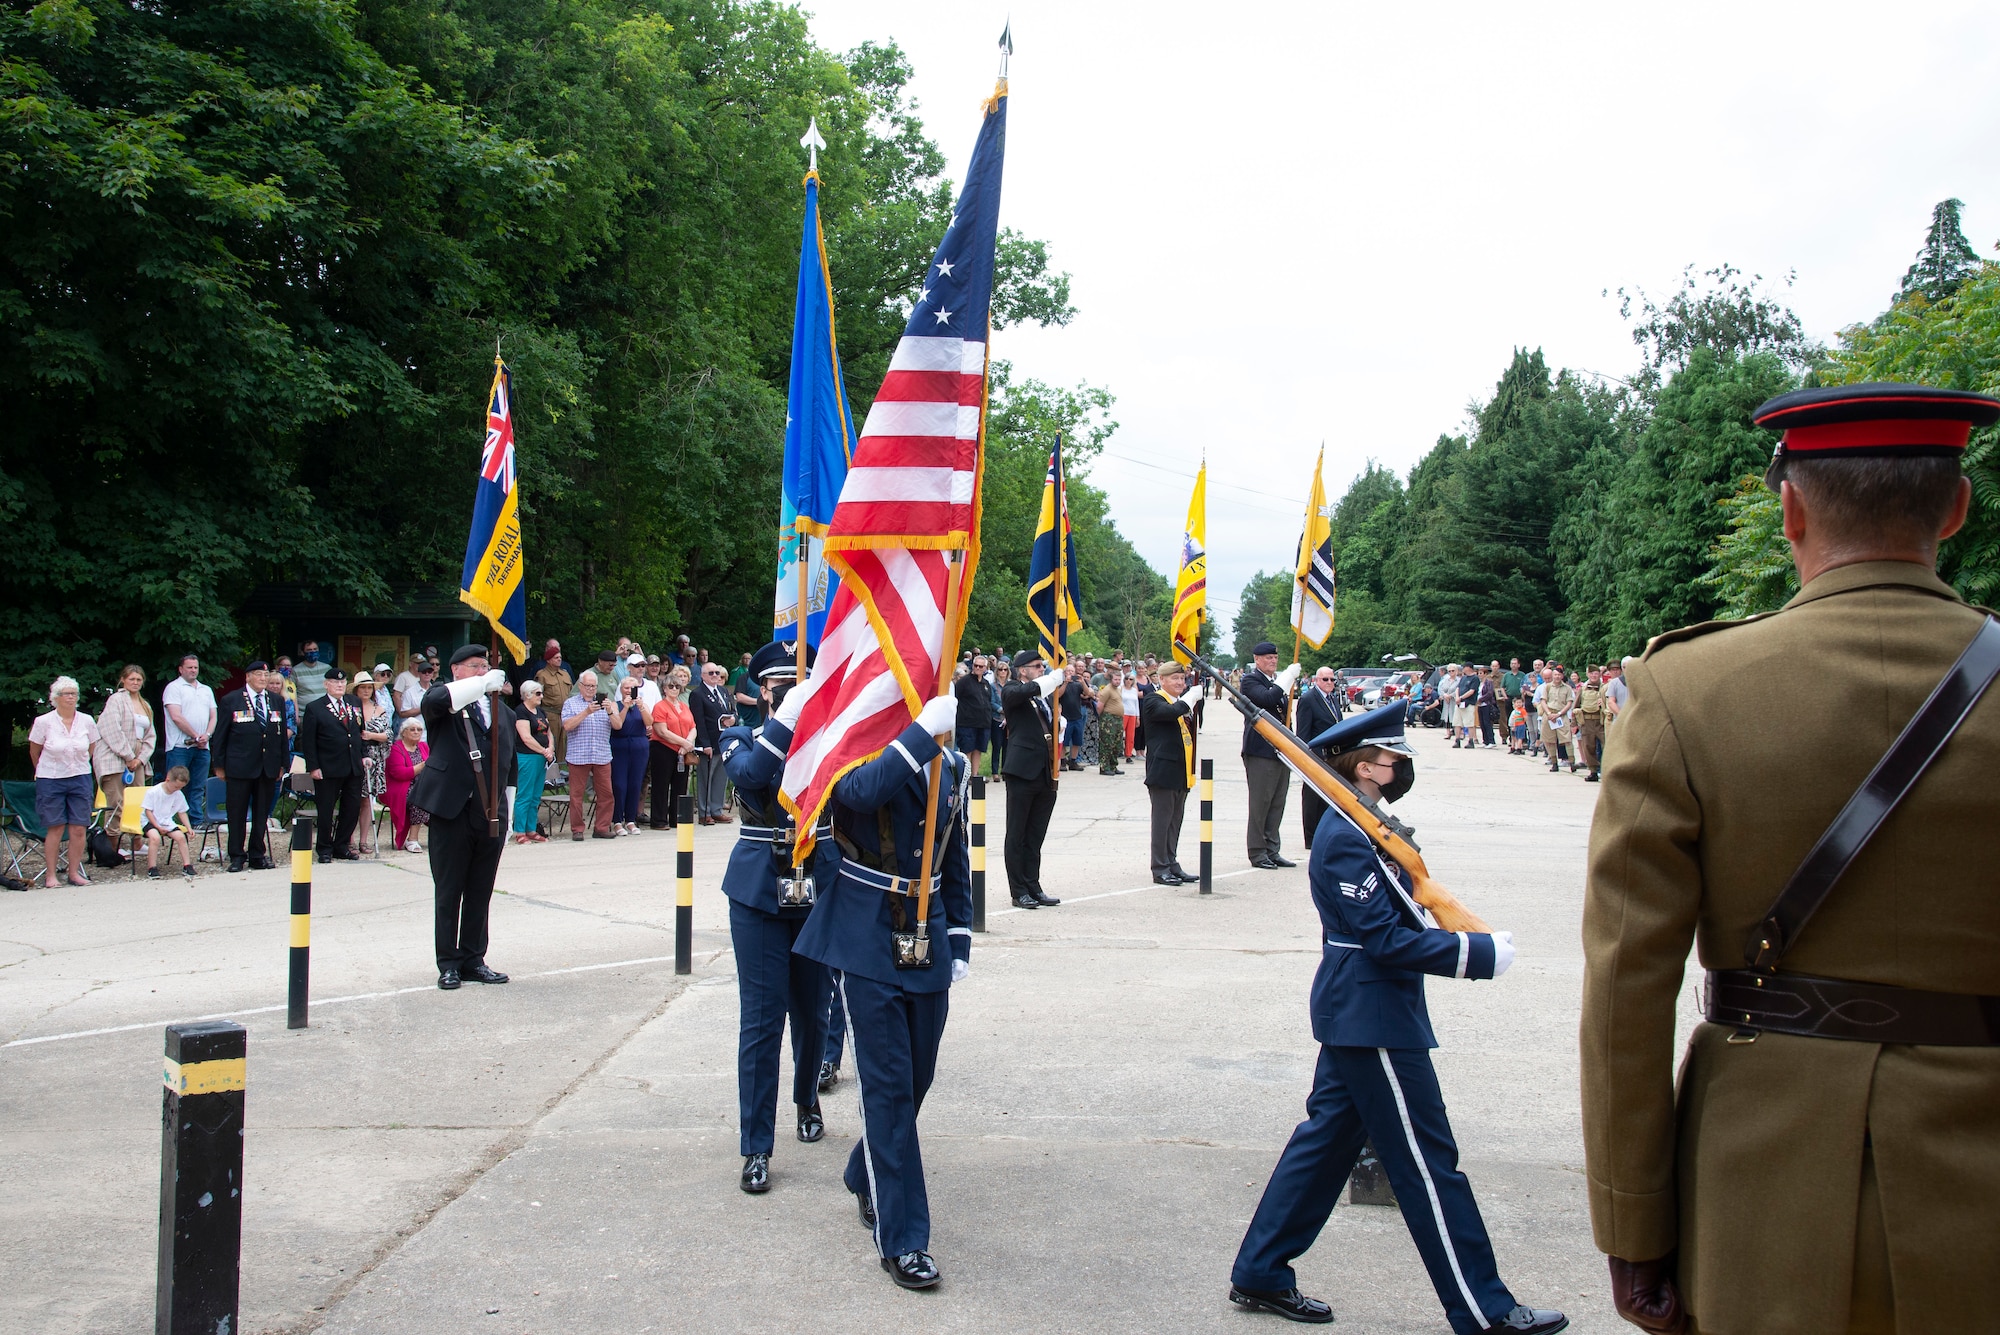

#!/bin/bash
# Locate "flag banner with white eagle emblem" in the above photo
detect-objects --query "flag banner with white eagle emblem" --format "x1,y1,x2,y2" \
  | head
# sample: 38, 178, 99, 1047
1170, 462, 1207, 665
458, 357, 528, 665
774, 159, 855, 651
1026, 432, 1083, 668
779, 76, 1008, 855
1292, 445, 1336, 649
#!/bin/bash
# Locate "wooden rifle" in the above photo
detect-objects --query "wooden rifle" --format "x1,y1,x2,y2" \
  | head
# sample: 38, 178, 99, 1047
1177, 643, 1488, 933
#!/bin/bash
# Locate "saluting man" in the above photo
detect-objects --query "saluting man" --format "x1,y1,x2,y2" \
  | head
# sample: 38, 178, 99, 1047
1240, 641, 1302, 869
997, 649, 1063, 910
787, 689, 973, 1291
211, 660, 289, 872
298, 668, 368, 861
1230, 700, 1567, 1333
1140, 660, 1198, 884
412, 645, 515, 991
718, 641, 841, 1195
1583, 384, 2000, 1334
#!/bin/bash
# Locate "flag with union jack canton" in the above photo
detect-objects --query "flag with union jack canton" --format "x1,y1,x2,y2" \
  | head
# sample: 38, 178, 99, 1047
780, 80, 1008, 854
458, 358, 529, 665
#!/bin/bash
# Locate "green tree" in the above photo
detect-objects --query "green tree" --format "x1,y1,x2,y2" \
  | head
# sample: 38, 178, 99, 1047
1899, 198, 1982, 305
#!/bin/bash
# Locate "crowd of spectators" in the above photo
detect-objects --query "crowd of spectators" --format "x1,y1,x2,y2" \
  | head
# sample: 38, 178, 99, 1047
1403, 656, 1630, 781
948, 648, 1190, 779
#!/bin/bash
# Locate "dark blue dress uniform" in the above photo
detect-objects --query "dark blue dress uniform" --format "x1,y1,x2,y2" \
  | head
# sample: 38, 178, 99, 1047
793, 720, 973, 1264
719, 717, 840, 1158
1232, 726, 1535, 1332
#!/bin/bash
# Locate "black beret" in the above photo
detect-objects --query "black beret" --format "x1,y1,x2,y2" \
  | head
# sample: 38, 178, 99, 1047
1252, 641, 1279, 656
450, 643, 490, 666
244, 660, 270, 673
323, 668, 347, 682
595, 648, 617, 663
1011, 649, 1042, 670
1755, 381, 2000, 488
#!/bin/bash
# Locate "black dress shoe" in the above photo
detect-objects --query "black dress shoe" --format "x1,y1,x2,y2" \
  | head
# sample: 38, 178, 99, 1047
317, 850, 333, 864
1030, 889, 1061, 906
797, 1104, 824, 1143
437, 968, 461, 990
227, 859, 247, 874
1265, 854, 1297, 869
1170, 864, 1194, 882
250, 856, 275, 871
1152, 872, 1184, 886
1494, 1305, 1569, 1333
854, 1188, 876, 1229
331, 847, 361, 861
817, 1061, 840, 1093
1227, 1285, 1334, 1323
1012, 894, 1040, 909
881, 1250, 940, 1290
461, 963, 509, 984
740, 1153, 770, 1194
1252, 856, 1281, 870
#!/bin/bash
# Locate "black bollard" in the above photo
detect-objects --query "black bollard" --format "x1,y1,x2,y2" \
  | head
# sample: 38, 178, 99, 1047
157, 1021, 246, 1335
674, 795, 694, 975
287, 815, 312, 1029
1198, 758, 1214, 894
969, 776, 986, 932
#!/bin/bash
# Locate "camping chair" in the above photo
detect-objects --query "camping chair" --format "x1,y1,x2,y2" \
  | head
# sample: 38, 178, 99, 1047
114, 784, 162, 877
0, 780, 47, 888
195, 777, 229, 864
540, 768, 570, 837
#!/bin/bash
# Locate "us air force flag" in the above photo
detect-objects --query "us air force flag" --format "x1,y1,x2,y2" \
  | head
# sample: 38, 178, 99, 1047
774, 142, 856, 651
458, 357, 528, 665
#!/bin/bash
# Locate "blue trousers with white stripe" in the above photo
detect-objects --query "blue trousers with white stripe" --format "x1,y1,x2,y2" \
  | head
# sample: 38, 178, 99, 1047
1233, 1045, 1515, 1334
729, 900, 828, 1156
836, 971, 949, 1258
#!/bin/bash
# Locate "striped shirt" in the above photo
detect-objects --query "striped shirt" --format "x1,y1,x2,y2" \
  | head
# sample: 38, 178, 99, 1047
561, 694, 613, 765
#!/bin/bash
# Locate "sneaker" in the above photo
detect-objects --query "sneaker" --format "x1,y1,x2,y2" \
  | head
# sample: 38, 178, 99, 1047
147, 867, 161, 880
182, 865, 196, 880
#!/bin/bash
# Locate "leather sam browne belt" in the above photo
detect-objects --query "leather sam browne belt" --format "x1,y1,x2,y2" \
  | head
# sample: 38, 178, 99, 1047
1704, 616, 2000, 1047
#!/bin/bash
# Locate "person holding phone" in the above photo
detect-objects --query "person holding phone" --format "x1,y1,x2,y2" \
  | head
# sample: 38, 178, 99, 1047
608, 670, 648, 835
560, 669, 616, 839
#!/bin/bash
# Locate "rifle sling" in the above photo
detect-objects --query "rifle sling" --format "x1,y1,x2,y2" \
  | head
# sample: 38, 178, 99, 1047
1748, 614, 2000, 970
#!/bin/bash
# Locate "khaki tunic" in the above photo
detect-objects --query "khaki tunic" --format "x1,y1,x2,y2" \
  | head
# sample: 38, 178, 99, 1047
1580, 561, 2000, 1334
536, 664, 574, 763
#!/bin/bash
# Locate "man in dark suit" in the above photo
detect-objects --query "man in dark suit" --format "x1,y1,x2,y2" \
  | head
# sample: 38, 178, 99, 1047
998, 649, 1063, 909
1140, 661, 1198, 884
691, 661, 736, 825
298, 668, 367, 862
1240, 641, 1301, 869
211, 660, 289, 873
1294, 665, 1346, 850
412, 645, 515, 990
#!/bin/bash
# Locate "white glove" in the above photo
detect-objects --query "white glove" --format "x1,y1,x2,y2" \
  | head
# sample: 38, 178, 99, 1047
483, 668, 507, 695
917, 695, 957, 737
772, 682, 807, 730
1489, 930, 1516, 978
1037, 669, 1062, 699
950, 957, 970, 983
1276, 662, 1302, 692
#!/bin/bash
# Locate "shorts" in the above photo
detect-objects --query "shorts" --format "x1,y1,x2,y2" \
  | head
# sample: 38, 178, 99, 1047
1063, 716, 1085, 746
958, 726, 989, 757
36, 773, 94, 827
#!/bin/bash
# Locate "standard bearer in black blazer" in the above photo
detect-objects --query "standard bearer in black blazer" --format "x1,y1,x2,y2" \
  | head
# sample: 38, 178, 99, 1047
212, 661, 289, 871
413, 646, 517, 988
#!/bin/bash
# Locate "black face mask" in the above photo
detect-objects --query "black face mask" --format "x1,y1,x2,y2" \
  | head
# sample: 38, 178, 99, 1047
1379, 756, 1415, 804
767, 679, 794, 713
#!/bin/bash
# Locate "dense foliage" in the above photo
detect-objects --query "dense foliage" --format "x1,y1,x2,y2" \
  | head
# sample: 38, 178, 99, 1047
0, 0, 1150, 725
1234, 218, 2000, 669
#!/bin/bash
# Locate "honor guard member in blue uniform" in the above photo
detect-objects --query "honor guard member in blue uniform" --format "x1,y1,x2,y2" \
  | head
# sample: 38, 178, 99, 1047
786, 688, 972, 1291
719, 640, 842, 1195
1230, 701, 1567, 1333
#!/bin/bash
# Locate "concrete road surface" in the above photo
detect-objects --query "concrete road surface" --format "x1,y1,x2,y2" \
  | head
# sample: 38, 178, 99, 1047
1, 720, 1698, 1334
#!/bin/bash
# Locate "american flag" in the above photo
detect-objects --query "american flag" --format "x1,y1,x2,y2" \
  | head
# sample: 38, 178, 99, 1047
781, 82, 1009, 853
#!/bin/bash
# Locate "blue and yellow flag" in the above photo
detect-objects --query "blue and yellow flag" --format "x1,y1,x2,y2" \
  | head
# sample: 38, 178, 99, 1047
774, 162, 856, 650
1026, 433, 1083, 668
458, 358, 528, 665
1170, 461, 1206, 665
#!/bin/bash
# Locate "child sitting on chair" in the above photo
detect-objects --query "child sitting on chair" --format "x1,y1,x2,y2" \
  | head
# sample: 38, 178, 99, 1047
142, 767, 196, 881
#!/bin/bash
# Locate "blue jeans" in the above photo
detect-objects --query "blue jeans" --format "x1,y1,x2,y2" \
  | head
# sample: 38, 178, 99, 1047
610, 738, 648, 825
163, 747, 211, 825
512, 753, 547, 833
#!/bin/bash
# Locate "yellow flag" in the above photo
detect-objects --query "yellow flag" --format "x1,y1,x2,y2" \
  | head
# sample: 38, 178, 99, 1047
1170, 463, 1206, 664
1291, 446, 1336, 648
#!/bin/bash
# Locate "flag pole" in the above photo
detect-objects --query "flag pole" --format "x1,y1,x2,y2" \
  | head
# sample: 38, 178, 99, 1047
914, 550, 968, 944
795, 526, 810, 677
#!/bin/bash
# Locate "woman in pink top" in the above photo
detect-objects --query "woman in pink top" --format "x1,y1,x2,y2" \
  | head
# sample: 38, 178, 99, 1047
385, 719, 430, 852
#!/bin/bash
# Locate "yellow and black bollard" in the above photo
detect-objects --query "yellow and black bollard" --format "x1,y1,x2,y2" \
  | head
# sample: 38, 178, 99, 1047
1198, 758, 1214, 894
157, 1020, 246, 1335
287, 814, 312, 1029
969, 776, 987, 932
674, 795, 694, 975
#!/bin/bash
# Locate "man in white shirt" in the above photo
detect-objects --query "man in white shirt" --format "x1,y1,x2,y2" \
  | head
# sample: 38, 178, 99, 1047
396, 659, 433, 741
161, 653, 218, 828
634, 653, 662, 714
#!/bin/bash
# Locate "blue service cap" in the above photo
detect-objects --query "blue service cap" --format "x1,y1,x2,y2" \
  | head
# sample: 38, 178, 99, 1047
751, 640, 812, 681
1307, 699, 1417, 757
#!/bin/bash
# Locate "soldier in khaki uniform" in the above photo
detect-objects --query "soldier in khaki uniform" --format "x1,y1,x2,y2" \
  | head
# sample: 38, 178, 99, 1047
1535, 667, 1575, 773
1573, 667, 1609, 782
1581, 383, 2000, 1334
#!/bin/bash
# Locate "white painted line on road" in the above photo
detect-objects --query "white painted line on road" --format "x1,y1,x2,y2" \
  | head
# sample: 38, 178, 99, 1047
3, 952, 703, 1050
989, 867, 1256, 916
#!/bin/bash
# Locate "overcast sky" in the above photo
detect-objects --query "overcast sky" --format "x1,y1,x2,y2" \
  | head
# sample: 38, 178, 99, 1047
802, 1, 2000, 646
